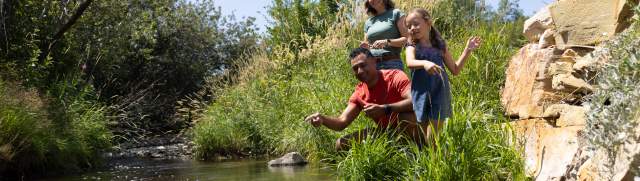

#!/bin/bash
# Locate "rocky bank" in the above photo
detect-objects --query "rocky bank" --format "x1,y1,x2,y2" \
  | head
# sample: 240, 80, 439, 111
502, 0, 640, 180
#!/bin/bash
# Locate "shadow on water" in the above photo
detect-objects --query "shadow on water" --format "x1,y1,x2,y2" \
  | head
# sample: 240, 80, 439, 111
41, 158, 335, 181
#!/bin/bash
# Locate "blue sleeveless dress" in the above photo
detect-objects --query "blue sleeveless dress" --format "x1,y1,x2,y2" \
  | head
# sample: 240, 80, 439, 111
410, 45, 452, 122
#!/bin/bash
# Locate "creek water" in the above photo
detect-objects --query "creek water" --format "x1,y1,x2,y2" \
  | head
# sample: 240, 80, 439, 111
42, 158, 335, 181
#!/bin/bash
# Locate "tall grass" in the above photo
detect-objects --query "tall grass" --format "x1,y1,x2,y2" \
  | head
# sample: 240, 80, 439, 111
335, 131, 411, 180
194, 0, 525, 179
0, 79, 112, 178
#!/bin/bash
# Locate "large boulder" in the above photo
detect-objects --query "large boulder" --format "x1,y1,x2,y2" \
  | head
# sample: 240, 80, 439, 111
550, 0, 639, 48
268, 152, 308, 167
511, 119, 584, 181
501, 44, 567, 118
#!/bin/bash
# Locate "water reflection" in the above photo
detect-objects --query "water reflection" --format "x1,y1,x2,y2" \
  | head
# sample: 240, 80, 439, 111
268, 165, 308, 179
42, 158, 334, 181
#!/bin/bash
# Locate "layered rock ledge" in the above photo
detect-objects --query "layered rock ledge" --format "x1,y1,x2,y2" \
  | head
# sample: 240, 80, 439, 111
503, 0, 639, 180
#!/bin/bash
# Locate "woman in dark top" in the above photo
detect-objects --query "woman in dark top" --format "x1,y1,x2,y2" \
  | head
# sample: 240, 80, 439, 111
360, 0, 409, 70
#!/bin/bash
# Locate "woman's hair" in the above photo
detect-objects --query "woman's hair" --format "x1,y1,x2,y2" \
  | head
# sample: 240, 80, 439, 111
407, 8, 446, 51
365, 0, 395, 15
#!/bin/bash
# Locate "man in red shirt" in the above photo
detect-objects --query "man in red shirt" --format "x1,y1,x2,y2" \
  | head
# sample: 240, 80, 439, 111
305, 48, 425, 150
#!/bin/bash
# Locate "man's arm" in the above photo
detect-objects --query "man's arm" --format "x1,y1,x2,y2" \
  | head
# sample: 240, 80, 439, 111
388, 72, 413, 113
363, 89, 412, 116
387, 92, 413, 113
305, 103, 361, 131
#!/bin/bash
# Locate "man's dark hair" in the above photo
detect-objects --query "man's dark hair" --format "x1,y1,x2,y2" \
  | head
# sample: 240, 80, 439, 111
349, 47, 373, 61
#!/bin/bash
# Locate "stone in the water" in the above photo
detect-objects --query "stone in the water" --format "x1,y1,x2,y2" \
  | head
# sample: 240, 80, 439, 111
268, 152, 307, 167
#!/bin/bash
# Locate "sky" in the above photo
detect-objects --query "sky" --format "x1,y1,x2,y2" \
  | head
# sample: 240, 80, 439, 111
208, 0, 555, 33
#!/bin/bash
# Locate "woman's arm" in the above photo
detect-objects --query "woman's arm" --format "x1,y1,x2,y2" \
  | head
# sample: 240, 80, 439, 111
389, 15, 408, 48
443, 36, 481, 76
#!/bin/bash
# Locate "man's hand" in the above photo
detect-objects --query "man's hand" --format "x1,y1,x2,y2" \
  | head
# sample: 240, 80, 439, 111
305, 113, 324, 127
363, 104, 386, 119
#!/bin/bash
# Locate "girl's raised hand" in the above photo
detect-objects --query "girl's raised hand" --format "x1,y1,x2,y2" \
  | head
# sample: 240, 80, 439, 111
423, 61, 443, 75
465, 36, 482, 51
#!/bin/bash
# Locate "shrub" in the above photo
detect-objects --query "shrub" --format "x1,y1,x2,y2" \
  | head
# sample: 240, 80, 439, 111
0, 79, 112, 178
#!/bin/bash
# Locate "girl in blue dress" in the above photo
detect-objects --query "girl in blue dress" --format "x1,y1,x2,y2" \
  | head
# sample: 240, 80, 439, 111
404, 8, 482, 141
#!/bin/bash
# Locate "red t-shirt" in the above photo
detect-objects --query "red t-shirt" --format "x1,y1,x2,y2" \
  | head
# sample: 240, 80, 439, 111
348, 69, 411, 128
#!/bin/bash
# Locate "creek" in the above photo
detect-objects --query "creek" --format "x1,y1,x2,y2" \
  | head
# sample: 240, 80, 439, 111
42, 158, 334, 181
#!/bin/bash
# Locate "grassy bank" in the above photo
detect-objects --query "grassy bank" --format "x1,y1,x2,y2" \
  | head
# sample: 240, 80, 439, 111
194, 0, 525, 179
0, 79, 112, 178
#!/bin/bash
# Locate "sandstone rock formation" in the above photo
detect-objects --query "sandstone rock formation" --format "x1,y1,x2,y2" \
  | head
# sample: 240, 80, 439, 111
501, 44, 558, 119
503, 0, 639, 180
550, 0, 639, 48
523, 6, 553, 43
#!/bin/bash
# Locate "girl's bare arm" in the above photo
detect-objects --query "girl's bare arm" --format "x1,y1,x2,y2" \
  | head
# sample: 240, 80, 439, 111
405, 46, 423, 69
443, 36, 481, 76
406, 46, 444, 75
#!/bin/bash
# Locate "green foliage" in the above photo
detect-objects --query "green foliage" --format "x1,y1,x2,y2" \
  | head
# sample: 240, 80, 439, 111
0, 0, 67, 85
584, 21, 640, 157
0, 79, 112, 178
1, 0, 259, 141
407, 115, 523, 180
335, 132, 410, 180
428, 0, 483, 36
266, 0, 340, 52
495, 0, 525, 22
73, 0, 259, 137
0, 81, 49, 175
194, 42, 357, 159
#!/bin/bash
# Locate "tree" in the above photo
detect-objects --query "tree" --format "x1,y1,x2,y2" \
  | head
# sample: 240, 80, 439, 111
495, 0, 524, 22
0, 0, 260, 139
266, 0, 340, 53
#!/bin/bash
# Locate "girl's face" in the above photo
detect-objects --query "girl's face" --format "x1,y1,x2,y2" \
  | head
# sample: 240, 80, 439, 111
405, 12, 431, 41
